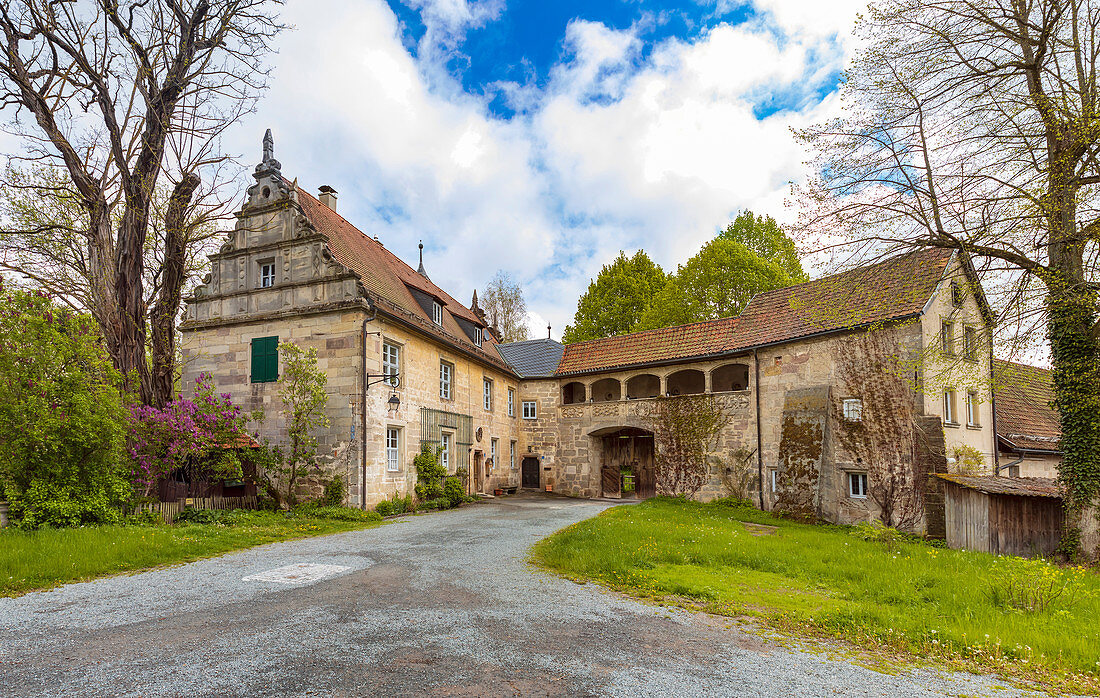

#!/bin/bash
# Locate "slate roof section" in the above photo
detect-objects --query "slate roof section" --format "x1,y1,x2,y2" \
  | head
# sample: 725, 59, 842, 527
294, 187, 513, 373
936, 474, 1062, 498
729, 247, 955, 350
556, 317, 740, 376
993, 359, 1062, 453
554, 248, 955, 376
495, 338, 564, 378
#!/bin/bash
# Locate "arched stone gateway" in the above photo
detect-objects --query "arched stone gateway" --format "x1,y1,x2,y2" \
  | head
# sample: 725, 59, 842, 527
592, 426, 656, 499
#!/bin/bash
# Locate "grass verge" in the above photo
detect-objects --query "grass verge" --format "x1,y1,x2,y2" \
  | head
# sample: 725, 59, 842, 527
530, 497, 1100, 694
0, 506, 383, 597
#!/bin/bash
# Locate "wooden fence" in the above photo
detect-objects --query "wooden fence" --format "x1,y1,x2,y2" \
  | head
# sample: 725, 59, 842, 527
136, 495, 260, 524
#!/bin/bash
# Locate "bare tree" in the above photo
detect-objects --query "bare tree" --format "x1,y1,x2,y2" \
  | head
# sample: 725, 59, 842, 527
649, 395, 731, 498
481, 270, 529, 343
0, 0, 283, 405
798, 0, 1100, 550
831, 328, 926, 531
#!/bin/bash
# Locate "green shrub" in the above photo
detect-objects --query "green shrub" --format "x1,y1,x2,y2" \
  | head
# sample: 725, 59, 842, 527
374, 493, 414, 517
443, 475, 466, 507
309, 506, 381, 522
709, 496, 756, 510
0, 288, 132, 529
321, 475, 346, 506
174, 508, 226, 525
414, 443, 446, 501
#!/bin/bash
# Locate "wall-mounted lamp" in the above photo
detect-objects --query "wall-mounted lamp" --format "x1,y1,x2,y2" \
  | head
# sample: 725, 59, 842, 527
387, 392, 401, 413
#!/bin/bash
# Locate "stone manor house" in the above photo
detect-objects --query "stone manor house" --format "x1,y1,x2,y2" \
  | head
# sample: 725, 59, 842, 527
181, 134, 1058, 533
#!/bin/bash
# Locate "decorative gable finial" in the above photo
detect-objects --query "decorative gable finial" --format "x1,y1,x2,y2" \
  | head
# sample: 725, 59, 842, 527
548, 323, 552, 339
417, 241, 429, 279
255, 128, 281, 176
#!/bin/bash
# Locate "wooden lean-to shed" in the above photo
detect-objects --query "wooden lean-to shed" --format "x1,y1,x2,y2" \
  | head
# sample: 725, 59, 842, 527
937, 475, 1064, 557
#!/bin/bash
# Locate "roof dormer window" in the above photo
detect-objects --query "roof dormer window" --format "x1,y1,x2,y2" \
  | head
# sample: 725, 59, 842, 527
432, 300, 443, 326
474, 327, 482, 347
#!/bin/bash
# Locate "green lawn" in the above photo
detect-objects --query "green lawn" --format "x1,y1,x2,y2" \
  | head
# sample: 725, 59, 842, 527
0, 508, 383, 597
531, 498, 1100, 692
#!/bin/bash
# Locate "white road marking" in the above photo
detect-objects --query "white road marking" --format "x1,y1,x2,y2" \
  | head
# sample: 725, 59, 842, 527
242, 563, 350, 585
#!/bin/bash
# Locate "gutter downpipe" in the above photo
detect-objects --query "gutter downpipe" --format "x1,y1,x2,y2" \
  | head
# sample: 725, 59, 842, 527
754, 348, 764, 509
361, 303, 377, 509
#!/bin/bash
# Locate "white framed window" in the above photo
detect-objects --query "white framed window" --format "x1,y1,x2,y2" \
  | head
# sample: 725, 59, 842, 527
770, 469, 778, 493
943, 389, 957, 424
259, 262, 275, 288
440, 361, 453, 400
508, 388, 515, 417
941, 321, 954, 354
510, 440, 516, 471
433, 301, 443, 326
483, 377, 493, 411
440, 432, 451, 471
382, 341, 400, 387
490, 438, 498, 470
474, 327, 482, 347
848, 472, 868, 499
522, 400, 537, 419
964, 326, 978, 361
966, 391, 980, 427
386, 427, 401, 472
842, 398, 862, 422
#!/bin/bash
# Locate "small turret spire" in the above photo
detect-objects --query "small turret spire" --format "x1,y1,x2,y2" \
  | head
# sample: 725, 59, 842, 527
263, 129, 274, 161
417, 241, 429, 279
547, 323, 552, 339
471, 289, 479, 310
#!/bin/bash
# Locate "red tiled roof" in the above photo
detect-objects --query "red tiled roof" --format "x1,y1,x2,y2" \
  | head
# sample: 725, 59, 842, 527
993, 359, 1062, 452
936, 474, 1062, 498
294, 187, 511, 372
557, 317, 739, 375
729, 247, 955, 350
555, 248, 955, 375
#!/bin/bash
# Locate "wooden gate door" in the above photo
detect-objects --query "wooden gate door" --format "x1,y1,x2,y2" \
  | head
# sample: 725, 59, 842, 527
601, 465, 621, 498
521, 457, 540, 488
634, 436, 656, 499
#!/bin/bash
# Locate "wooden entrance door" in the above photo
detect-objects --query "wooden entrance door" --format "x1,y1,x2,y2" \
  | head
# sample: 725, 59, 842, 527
473, 451, 484, 493
600, 430, 655, 499
521, 457, 540, 488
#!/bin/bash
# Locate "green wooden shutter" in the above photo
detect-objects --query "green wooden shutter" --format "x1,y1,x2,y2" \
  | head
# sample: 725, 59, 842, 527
251, 336, 279, 383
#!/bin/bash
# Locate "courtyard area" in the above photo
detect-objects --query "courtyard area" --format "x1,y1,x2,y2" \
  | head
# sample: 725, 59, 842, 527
0, 495, 1060, 697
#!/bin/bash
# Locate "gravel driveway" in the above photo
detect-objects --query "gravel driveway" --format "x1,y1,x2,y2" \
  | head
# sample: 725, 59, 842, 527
0, 494, 1044, 697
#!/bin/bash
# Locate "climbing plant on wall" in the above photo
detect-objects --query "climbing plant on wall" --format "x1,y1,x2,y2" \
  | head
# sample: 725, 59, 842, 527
649, 395, 731, 498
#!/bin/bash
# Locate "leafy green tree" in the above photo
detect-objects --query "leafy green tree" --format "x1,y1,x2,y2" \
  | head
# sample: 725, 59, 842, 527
263, 342, 331, 508
635, 239, 800, 331
481, 270, 529, 343
563, 251, 667, 343
718, 211, 808, 282
0, 285, 132, 528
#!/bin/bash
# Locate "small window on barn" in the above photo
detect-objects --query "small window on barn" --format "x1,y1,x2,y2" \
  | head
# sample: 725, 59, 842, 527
966, 391, 980, 427
943, 389, 958, 425
941, 321, 955, 355
250, 336, 279, 383
963, 326, 978, 361
848, 472, 868, 499
842, 398, 863, 422
951, 281, 964, 308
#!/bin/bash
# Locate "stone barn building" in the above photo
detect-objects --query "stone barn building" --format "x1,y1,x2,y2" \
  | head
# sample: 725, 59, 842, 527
183, 134, 1034, 533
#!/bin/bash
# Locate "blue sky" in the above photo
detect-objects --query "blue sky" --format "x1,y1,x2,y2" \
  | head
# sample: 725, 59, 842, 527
225, 0, 864, 337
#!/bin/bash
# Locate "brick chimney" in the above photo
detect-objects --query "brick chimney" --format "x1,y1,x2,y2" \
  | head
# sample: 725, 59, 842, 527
318, 185, 338, 210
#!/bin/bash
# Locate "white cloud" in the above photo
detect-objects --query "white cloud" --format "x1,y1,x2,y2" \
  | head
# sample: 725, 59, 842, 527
225, 0, 862, 339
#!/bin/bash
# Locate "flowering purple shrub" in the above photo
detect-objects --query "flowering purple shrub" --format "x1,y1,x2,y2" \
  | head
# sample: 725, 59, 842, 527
128, 373, 250, 497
